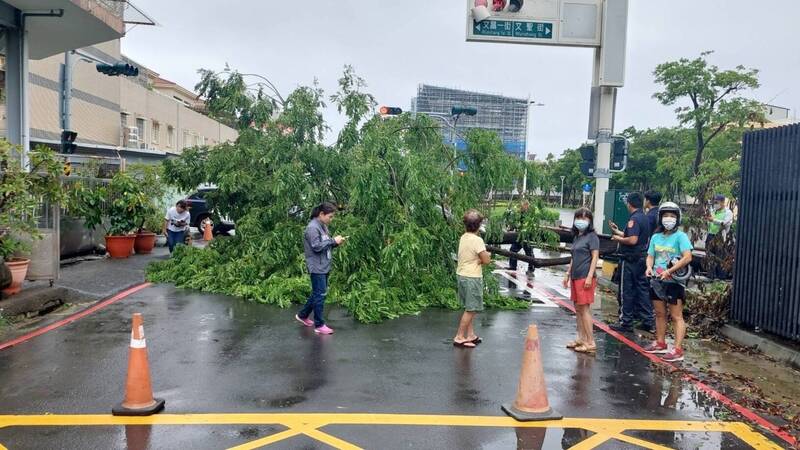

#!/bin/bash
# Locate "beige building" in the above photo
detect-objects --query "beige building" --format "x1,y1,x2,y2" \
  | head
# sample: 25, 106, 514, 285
3, 38, 236, 162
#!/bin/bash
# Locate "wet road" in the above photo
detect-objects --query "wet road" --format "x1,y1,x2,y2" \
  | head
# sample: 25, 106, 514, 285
0, 273, 784, 449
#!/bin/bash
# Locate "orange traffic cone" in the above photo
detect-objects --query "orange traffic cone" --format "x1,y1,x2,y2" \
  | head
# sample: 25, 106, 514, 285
112, 313, 165, 416
502, 325, 562, 421
203, 219, 213, 241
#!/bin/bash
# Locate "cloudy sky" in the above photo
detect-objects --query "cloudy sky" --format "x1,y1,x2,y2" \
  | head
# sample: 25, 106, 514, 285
123, 0, 800, 159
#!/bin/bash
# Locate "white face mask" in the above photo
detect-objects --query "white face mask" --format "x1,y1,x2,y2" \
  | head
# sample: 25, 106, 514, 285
662, 217, 678, 231
574, 219, 590, 231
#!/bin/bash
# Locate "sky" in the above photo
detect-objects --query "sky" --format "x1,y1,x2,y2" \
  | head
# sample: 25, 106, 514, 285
122, 0, 800, 159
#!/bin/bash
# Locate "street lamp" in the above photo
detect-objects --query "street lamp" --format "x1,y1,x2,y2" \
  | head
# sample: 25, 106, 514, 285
522, 100, 545, 195
560, 176, 566, 208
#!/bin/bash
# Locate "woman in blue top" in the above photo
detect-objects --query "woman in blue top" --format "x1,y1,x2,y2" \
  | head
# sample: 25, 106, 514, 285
643, 202, 693, 362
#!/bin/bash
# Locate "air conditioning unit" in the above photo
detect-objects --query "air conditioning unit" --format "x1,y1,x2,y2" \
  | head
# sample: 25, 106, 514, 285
123, 126, 139, 148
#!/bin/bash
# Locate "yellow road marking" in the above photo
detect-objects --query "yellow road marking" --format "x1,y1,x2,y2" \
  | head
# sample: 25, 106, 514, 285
226, 428, 306, 450
566, 432, 613, 449
303, 428, 363, 450
609, 432, 674, 450
0, 413, 781, 450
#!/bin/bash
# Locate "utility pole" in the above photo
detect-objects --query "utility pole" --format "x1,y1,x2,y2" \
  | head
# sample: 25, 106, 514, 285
59, 51, 74, 131
591, 48, 617, 229
560, 176, 566, 208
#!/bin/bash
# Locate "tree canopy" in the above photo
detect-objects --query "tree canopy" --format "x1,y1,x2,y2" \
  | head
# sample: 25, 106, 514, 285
148, 66, 551, 322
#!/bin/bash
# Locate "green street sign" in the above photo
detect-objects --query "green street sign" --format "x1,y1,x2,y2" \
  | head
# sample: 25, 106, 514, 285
473, 20, 553, 40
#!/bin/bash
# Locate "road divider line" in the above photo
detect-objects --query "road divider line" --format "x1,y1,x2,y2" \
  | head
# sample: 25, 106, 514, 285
531, 283, 796, 448
0, 282, 152, 352
493, 270, 559, 308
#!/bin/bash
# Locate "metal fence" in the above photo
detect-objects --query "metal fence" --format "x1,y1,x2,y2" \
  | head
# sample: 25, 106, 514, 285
733, 123, 800, 342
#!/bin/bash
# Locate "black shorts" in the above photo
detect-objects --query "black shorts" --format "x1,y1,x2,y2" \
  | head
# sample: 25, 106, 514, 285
650, 283, 686, 305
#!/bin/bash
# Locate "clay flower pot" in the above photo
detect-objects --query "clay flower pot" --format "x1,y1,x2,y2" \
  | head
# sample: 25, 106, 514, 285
2, 258, 30, 296
105, 235, 136, 259
134, 232, 157, 254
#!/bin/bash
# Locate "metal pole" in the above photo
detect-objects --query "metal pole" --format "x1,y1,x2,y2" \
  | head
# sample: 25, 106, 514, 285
560, 176, 565, 208
451, 114, 460, 176
592, 48, 615, 230
60, 51, 74, 131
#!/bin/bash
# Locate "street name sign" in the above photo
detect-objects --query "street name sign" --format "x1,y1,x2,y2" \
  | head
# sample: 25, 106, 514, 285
466, 0, 602, 47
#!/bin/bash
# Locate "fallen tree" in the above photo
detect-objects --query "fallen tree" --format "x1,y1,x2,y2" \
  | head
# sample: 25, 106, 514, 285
147, 67, 557, 322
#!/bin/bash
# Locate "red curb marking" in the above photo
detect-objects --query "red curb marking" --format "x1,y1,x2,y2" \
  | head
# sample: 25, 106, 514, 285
528, 281, 798, 447
0, 282, 153, 352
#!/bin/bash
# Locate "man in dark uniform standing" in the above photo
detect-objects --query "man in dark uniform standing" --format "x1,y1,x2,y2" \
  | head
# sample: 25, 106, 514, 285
644, 191, 662, 234
609, 192, 654, 333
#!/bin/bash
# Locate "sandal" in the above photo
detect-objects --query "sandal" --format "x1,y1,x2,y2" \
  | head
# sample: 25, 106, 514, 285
575, 344, 597, 354
468, 336, 483, 344
453, 340, 477, 348
566, 340, 583, 349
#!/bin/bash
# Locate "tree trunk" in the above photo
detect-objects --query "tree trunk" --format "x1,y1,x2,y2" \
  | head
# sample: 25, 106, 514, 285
693, 125, 705, 176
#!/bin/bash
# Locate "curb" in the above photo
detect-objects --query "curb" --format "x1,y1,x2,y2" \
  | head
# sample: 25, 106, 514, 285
0, 282, 152, 351
721, 324, 800, 370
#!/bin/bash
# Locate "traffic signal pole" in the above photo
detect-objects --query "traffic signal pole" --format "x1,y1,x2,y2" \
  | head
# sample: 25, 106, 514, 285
591, 45, 618, 232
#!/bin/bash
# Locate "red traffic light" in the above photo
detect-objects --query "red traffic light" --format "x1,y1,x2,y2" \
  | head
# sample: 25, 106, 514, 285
379, 106, 403, 116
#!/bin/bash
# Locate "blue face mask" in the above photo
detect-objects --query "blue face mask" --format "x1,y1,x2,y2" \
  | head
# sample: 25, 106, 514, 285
574, 219, 590, 231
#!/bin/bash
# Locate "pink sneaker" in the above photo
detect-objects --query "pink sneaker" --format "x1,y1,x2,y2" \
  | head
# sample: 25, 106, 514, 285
295, 314, 313, 327
662, 348, 684, 362
314, 325, 334, 335
643, 341, 668, 354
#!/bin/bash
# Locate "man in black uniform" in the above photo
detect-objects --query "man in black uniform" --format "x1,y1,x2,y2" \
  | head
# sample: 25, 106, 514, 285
644, 191, 662, 234
609, 192, 654, 333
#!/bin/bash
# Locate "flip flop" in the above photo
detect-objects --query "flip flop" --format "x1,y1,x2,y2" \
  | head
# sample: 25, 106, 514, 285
469, 336, 483, 344
575, 344, 597, 354
453, 340, 477, 348
566, 340, 583, 349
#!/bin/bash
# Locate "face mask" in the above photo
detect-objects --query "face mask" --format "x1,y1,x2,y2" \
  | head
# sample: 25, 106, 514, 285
662, 218, 677, 230
574, 219, 590, 231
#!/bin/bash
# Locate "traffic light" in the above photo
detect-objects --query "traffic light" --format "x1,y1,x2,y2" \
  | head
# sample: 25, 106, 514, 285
96, 63, 139, 77
451, 106, 478, 116
379, 106, 403, 116
579, 143, 596, 177
610, 136, 629, 172
61, 130, 77, 154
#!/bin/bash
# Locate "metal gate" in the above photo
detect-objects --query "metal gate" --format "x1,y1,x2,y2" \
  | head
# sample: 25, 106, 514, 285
733, 123, 800, 341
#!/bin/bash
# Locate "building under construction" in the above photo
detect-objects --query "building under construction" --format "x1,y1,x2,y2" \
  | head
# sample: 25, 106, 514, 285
410, 84, 529, 160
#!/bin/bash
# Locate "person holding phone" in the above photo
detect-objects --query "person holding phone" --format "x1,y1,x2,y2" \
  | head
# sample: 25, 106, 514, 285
608, 192, 654, 333
163, 200, 191, 253
296, 202, 346, 335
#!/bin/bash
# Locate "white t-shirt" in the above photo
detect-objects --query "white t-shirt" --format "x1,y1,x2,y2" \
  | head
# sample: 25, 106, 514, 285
165, 207, 190, 232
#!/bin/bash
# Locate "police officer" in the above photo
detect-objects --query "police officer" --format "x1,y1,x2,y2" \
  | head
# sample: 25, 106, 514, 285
609, 192, 654, 333
644, 191, 662, 234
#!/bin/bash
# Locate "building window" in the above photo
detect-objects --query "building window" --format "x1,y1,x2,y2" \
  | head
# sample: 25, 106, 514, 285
136, 118, 147, 149
152, 122, 160, 145
167, 126, 174, 148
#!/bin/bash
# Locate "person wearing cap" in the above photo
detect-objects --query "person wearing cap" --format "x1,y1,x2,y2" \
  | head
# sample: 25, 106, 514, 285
608, 192, 654, 333
643, 202, 693, 362
706, 194, 734, 279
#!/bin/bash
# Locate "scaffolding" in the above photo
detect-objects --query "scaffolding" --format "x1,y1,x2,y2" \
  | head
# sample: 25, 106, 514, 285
410, 84, 529, 159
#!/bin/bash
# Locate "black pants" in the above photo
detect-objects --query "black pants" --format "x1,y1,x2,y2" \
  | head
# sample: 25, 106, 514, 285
706, 234, 729, 280
620, 256, 654, 328
509, 241, 533, 272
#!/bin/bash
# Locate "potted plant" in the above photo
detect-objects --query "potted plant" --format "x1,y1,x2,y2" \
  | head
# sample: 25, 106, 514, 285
0, 140, 63, 295
134, 210, 163, 254
70, 171, 148, 259
128, 164, 167, 255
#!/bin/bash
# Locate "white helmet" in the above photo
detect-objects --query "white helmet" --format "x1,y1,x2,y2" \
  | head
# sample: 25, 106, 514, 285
658, 201, 682, 226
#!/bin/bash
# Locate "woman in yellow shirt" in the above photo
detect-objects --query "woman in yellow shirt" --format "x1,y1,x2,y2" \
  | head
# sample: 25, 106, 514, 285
454, 209, 492, 348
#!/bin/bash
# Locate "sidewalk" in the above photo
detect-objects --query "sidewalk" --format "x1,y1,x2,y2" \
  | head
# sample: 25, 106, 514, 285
0, 246, 170, 342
